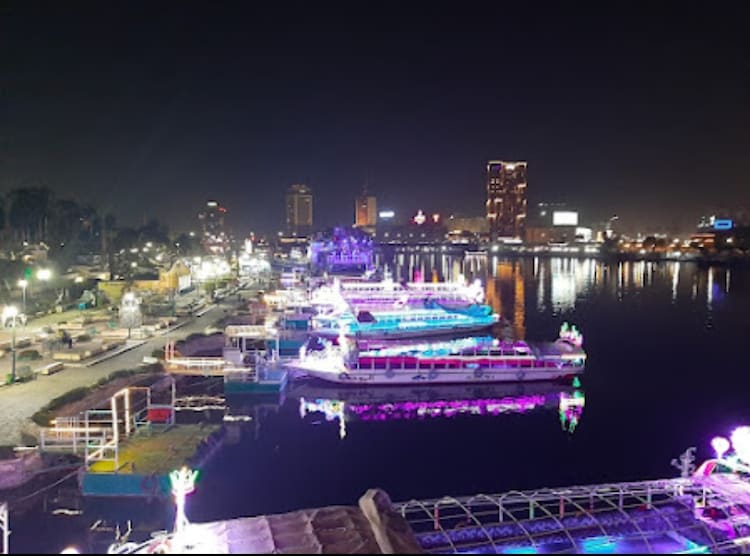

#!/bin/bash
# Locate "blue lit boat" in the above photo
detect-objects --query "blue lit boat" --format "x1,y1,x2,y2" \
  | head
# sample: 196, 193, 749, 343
311, 304, 499, 340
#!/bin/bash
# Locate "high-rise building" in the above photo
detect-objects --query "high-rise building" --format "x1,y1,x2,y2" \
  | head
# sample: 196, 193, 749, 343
285, 184, 313, 236
198, 200, 229, 254
354, 187, 377, 232
486, 161, 528, 239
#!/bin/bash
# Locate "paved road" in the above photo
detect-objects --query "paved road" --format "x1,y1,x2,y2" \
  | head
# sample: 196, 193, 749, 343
0, 304, 226, 446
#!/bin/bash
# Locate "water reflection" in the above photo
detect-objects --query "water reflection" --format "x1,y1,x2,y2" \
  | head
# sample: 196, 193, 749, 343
291, 382, 585, 439
376, 251, 736, 320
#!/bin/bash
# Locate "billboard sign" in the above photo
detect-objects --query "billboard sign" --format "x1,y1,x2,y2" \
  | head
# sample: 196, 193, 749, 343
553, 211, 579, 226
713, 219, 733, 230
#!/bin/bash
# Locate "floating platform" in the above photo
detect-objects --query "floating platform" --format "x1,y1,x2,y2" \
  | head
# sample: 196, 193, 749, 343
83, 425, 220, 498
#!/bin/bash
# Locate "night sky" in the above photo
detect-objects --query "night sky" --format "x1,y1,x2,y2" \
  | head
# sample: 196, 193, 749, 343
2, 2, 749, 235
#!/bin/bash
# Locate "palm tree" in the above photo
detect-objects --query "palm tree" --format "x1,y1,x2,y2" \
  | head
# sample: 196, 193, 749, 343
9, 186, 52, 243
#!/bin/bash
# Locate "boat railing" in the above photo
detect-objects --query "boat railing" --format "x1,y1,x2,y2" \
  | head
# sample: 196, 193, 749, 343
164, 357, 226, 371
352, 353, 555, 372
223, 366, 258, 383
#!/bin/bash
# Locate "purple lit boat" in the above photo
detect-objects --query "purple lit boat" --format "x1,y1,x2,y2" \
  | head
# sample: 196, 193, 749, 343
286, 323, 586, 385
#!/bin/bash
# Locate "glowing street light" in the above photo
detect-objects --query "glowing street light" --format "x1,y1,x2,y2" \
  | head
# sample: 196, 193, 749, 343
17, 279, 28, 313
37, 268, 52, 282
120, 292, 142, 339
2, 306, 19, 384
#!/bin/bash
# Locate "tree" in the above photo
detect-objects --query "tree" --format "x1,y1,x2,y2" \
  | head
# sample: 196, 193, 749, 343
642, 236, 657, 251
9, 186, 52, 243
174, 232, 202, 256
47, 198, 83, 245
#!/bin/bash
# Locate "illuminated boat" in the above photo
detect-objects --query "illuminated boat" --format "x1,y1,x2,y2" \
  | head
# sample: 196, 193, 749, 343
311, 275, 487, 311
311, 304, 499, 340
287, 323, 585, 385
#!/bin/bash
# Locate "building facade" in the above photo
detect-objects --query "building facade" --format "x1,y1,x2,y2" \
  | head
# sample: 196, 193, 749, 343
198, 200, 229, 254
285, 184, 313, 236
486, 161, 527, 240
354, 189, 377, 232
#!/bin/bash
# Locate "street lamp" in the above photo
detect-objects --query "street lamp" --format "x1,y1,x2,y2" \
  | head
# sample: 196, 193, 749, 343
17, 280, 28, 313
2, 306, 18, 384
37, 268, 52, 282
120, 292, 142, 339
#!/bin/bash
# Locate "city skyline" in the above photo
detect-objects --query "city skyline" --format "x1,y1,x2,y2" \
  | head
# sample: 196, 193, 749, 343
1, 3, 749, 236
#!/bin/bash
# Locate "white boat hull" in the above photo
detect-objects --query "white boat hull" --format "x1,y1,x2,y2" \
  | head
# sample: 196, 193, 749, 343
287, 363, 584, 385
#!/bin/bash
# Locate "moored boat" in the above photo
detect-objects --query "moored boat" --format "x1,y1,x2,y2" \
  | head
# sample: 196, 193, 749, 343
311, 304, 499, 340
287, 323, 586, 385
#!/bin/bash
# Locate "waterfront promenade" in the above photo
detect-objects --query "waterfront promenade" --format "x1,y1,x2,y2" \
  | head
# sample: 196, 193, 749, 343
0, 304, 222, 446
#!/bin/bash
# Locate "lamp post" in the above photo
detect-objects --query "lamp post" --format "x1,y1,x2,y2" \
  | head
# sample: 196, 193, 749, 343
2, 306, 18, 384
120, 292, 141, 339
18, 280, 28, 314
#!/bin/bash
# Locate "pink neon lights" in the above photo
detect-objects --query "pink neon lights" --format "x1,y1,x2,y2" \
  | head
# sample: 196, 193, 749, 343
347, 395, 547, 421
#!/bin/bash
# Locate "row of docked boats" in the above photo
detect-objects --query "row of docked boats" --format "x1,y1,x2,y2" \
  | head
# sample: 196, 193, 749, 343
165, 272, 586, 388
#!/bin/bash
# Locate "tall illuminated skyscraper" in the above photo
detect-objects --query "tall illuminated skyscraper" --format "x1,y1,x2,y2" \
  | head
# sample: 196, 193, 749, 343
285, 184, 313, 236
354, 186, 377, 232
486, 161, 527, 239
198, 200, 229, 254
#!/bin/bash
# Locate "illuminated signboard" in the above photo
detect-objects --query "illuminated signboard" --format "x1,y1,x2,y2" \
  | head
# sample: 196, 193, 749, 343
714, 219, 733, 230
553, 211, 579, 226
378, 210, 395, 220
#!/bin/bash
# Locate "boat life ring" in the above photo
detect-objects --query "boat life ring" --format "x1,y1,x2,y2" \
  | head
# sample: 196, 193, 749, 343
474, 368, 483, 379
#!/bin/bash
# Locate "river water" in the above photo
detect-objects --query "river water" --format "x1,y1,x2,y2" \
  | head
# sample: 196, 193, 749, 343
10, 255, 750, 553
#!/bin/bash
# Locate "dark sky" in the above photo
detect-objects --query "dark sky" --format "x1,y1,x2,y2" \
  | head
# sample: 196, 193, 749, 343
2, 2, 749, 235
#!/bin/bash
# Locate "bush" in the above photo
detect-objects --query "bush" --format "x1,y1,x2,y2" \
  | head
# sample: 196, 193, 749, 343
32, 410, 53, 427
48, 387, 91, 412
32, 386, 92, 426
108, 369, 138, 381
18, 349, 42, 361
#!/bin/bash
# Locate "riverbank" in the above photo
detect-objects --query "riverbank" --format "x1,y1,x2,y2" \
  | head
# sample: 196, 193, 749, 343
0, 304, 221, 446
